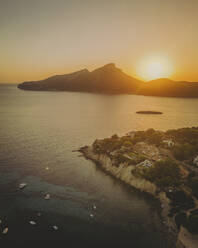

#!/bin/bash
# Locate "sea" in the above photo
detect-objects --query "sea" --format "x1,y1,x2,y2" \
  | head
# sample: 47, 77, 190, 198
1, 84, 198, 247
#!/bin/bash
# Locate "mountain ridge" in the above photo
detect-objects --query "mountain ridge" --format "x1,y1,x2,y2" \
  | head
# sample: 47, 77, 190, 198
18, 63, 198, 97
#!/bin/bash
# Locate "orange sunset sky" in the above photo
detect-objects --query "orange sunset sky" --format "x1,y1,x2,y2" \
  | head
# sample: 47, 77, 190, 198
1, 0, 198, 83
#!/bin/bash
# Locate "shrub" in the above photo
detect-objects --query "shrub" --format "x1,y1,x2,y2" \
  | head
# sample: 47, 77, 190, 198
147, 132, 163, 146
172, 143, 196, 161
111, 134, 119, 139
188, 176, 198, 198
166, 128, 198, 145
186, 212, 198, 234
122, 140, 133, 148
133, 131, 147, 143
142, 159, 181, 188
166, 190, 195, 210
115, 154, 130, 164
120, 136, 134, 145
145, 128, 155, 136
93, 138, 122, 153
175, 212, 187, 229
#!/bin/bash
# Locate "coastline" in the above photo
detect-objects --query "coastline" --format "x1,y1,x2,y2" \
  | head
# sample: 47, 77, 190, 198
79, 145, 196, 248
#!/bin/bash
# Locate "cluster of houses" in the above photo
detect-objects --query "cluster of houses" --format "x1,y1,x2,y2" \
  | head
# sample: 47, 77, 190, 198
136, 159, 153, 168
162, 139, 175, 148
93, 131, 182, 171
127, 130, 175, 148
193, 155, 198, 166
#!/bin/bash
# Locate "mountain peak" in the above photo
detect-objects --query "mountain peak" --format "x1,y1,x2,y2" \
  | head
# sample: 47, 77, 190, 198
148, 78, 173, 83
18, 63, 198, 97
71, 68, 89, 75
102, 63, 116, 69
92, 63, 118, 73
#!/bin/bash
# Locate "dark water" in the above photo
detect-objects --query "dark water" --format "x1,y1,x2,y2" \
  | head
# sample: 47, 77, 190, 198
1, 84, 198, 247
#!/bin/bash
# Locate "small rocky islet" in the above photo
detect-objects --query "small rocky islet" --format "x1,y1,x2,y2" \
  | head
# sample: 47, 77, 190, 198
80, 127, 198, 248
136, 111, 163, 115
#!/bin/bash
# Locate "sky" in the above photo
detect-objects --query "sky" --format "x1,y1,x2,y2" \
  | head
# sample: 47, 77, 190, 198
1, 0, 198, 83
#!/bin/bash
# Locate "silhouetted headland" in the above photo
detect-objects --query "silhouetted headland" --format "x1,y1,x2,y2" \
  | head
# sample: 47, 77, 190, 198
18, 63, 198, 97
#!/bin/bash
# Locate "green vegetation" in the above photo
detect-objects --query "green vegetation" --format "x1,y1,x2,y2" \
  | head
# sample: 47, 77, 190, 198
115, 152, 146, 165
133, 128, 163, 146
175, 212, 187, 229
147, 132, 163, 146
172, 143, 196, 161
166, 127, 198, 146
141, 159, 181, 188
167, 190, 195, 212
170, 198, 197, 234
93, 137, 120, 154
93, 135, 133, 154
187, 174, 198, 199
94, 128, 198, 160
186, 209, 198, 234
86, 127, 198, 235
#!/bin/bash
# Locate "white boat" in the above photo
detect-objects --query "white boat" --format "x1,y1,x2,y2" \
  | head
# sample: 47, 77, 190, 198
19, 183, 27, 189
44, 194, 50, 200
29, 221, 36, 225
2, 227, 8, 234
53, 225, 58, 230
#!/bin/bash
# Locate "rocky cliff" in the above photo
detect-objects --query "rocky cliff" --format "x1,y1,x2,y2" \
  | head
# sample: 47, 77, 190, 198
80, 133, 198, 248
82, 146, 157, 195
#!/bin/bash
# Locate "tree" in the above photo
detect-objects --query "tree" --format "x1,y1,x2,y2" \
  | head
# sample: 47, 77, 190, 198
142, 159, 181, 188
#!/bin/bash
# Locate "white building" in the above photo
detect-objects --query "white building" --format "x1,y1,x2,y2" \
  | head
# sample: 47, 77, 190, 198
163, 139, 174, 147
193, 155, 198, 166
137, 159, 153, 168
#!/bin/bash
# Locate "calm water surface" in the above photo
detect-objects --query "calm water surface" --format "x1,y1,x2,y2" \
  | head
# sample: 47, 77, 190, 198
1, 84, 198, 247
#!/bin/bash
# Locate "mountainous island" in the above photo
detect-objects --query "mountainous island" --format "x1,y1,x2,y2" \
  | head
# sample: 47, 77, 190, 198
18, 63, 198, 97
79, 127, 198, 248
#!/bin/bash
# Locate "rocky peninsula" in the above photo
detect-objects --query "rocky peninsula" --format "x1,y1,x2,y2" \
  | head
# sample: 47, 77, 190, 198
79, 128, 198, 248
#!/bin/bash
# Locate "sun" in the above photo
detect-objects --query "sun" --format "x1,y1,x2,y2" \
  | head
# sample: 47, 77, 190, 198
145, 61, 164, 79
136, 56, 173, 81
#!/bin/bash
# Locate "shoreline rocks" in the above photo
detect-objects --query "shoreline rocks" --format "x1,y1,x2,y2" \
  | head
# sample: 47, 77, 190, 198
79, 145, 195, 248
